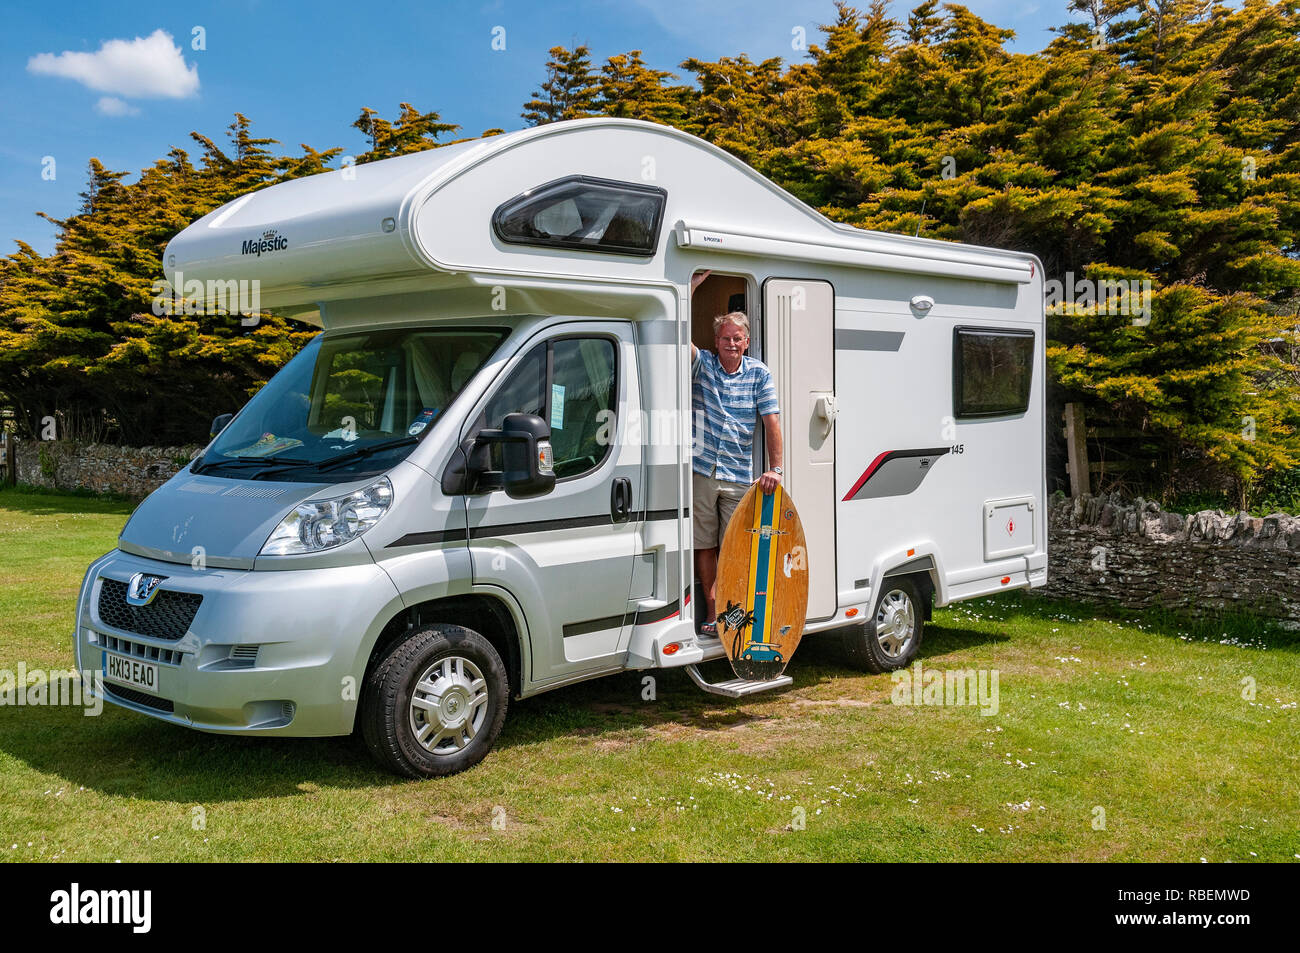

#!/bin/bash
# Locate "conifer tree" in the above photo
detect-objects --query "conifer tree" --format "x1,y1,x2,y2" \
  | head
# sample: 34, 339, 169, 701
353, 103, 460, 162
597, 51, 688, 124
522, 46, 599, 125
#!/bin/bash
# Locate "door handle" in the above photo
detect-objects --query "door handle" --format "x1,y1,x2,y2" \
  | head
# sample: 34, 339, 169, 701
611, 477, 632, 523
813, 393, 838, 438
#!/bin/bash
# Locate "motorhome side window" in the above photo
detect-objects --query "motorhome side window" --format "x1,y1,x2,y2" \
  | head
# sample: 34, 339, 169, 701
952, 327, 1035, 418
492, 176, 666, 256
479, 336, 617, 479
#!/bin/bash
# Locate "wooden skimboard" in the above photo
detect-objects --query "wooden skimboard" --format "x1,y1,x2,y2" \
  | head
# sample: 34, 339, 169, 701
715, 482, 809, 681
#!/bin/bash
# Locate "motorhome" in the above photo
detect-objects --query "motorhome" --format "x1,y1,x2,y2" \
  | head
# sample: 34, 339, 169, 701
74, 118, 1047, 777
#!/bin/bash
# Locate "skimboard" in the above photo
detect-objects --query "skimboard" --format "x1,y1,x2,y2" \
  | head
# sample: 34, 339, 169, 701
715, 482, 809, 681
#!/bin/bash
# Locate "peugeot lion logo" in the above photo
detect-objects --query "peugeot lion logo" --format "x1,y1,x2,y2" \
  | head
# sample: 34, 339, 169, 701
125, 573, 167, 606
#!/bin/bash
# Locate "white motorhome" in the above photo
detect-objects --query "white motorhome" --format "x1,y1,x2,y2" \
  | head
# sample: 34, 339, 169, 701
74, 118, 1046, 777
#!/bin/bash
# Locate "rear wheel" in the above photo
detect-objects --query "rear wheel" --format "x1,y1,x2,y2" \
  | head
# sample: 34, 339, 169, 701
361, 623, 508, 778
841, 577, 926, 673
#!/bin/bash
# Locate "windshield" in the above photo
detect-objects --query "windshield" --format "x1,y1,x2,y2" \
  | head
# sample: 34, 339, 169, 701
198, 325, 508, 481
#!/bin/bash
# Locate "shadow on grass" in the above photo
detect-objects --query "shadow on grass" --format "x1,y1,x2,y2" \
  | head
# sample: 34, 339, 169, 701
0, 621, 1010, 800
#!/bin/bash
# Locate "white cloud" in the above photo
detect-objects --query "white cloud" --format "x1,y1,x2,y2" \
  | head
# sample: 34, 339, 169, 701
95, 96, 140, 117
27, 29, 199, 100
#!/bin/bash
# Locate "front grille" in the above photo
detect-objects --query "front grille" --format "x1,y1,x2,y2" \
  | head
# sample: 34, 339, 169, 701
97, 578, 201, 641
104, 683, 175, 713
95, 633, 184, 667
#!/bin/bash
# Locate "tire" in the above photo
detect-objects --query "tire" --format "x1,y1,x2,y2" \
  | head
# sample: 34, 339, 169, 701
361, 623, 509, 778
841, 577, 926, 674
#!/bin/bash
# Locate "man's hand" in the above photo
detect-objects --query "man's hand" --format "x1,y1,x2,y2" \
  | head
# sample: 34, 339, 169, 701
760, 413, 783, 494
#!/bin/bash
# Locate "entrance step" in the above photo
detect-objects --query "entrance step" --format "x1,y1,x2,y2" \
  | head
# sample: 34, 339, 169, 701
685, 663, 793, 698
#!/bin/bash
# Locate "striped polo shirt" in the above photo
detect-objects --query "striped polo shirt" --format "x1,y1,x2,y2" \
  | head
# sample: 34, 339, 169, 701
691, 348, 780, 483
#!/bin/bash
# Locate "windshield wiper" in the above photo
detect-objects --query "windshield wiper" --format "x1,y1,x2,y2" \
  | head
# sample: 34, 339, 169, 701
193, 437, 417, 479
314, 435, 419, 472
192, 454, 313, 476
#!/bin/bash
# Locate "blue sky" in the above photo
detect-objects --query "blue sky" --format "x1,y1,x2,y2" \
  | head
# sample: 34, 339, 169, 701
3, 0, 1068, 255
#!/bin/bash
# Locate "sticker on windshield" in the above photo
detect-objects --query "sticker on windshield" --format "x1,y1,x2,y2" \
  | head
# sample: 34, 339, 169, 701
229, 433, 304, 458
550, 384, 565, 430
408, 408, 438, 436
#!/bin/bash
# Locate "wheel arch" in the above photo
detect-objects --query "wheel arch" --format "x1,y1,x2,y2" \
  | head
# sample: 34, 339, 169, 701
880, 563, 935, 622
361, 592, 525, 713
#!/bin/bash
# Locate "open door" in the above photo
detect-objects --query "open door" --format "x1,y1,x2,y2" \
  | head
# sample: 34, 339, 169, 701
763, 278, 837, 620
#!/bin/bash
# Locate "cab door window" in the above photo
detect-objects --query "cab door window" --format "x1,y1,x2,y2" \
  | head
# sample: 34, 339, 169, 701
475, 335, 617, 480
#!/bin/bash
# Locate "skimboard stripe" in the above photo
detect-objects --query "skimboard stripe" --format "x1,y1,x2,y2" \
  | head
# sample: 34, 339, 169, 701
748, 483, 764, 639
751, 485, 780, 647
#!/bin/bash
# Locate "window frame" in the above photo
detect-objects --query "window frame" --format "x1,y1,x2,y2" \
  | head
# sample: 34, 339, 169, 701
471, 331, 621, 484
491, 175, 668, 258
951, 325, 1036, 420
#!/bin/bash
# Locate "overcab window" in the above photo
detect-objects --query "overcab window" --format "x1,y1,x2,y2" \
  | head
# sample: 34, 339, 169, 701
492, 176, 666, 256
952, 327, 1035, 418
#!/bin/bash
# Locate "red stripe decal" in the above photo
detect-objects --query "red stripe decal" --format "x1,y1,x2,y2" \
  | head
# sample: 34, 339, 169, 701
843, 449, 892, 501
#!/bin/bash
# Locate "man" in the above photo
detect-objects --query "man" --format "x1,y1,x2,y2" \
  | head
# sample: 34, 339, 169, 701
690, 299, 783, 636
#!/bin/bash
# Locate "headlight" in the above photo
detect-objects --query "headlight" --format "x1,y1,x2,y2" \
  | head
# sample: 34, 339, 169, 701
260, 477, 393, 555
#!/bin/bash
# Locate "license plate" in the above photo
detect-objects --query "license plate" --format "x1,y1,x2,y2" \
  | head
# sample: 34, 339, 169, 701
103, 653, 160, 693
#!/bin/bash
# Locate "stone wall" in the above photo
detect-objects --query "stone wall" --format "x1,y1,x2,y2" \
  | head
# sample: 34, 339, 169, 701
12, 440, 201, 499
1042, 493, 1300, 624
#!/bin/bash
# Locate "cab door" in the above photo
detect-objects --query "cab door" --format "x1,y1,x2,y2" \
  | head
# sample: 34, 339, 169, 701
461, 321, 642, 684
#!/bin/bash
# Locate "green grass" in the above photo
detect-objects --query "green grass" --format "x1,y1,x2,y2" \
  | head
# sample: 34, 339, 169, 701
0, 485, 1297, 862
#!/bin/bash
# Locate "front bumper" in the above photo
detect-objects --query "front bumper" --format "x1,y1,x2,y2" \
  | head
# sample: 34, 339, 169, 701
75, 549, 404, 736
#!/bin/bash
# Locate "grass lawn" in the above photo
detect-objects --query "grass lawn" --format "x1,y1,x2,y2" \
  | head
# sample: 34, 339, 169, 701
0, 485, 1296, 862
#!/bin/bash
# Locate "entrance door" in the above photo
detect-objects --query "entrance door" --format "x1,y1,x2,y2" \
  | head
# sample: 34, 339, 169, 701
462, 321, 641, 682
763, 278, 837, 619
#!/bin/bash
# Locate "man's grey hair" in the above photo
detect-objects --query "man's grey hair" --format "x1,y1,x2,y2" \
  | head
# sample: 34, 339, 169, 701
713, 311, 750, 336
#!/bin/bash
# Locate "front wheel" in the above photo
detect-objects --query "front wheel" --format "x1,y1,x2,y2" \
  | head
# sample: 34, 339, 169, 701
361, 624, 508, 778
841, 577, 926, 673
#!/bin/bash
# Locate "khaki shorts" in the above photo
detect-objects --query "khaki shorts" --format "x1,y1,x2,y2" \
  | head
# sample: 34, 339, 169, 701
693, 471, 749, 548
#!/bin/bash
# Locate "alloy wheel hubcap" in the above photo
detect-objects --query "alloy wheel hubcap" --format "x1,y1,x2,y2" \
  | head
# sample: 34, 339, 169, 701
875, 589, 916, 659
408, 655, 490, 755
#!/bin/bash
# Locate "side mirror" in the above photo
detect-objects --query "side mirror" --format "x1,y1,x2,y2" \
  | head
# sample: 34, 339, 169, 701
481, 413, 556, 499
210, 413, 234, 440
440, 413, 556, 498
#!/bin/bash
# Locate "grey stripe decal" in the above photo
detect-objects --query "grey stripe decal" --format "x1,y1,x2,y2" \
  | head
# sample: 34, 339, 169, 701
836, 329, 905, 352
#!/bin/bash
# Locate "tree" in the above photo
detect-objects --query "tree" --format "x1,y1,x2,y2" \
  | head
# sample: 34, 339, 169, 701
597, 51, 689, 124
522, 45, 599, 125
353, 103, 460, 163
